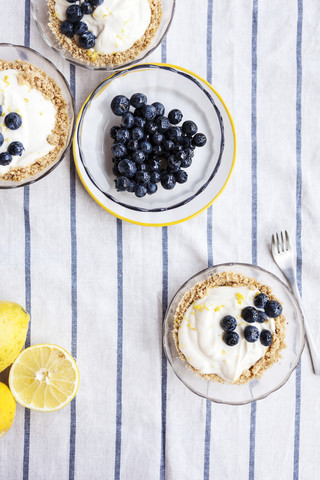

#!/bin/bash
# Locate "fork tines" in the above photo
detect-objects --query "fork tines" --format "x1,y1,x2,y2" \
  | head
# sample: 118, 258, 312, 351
272, 230, 290, 254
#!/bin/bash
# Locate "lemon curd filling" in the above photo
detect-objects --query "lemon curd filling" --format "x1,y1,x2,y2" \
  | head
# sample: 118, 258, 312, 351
178, 286, 276, 383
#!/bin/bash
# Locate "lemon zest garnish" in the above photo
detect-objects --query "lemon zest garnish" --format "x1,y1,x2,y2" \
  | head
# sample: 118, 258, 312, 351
214, 305, 224, 312
222, 350, 226, 355
4, 76, 9, 86
236, 292, 244, 305
193, 303, 209, 312
24, 98, 29, 103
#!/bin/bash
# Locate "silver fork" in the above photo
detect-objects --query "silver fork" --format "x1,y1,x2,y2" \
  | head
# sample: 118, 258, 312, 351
271, 230, 320, 374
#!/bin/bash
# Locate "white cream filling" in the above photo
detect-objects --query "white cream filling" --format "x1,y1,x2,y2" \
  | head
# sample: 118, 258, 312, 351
0, 70, 57, 174
178, 286, 276, 383
55, 0, 152, 54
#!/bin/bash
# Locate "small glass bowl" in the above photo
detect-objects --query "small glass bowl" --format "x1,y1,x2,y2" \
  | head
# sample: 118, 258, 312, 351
0, 43, 75, 189
163, 263, 305, 405
31, 0, 175, 71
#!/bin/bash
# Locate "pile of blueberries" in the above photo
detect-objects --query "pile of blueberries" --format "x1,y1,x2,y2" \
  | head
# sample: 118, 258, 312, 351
110, 93, 207, 198
0, 108, 24, 166
221, 293, 282, 347
60, 0, 104, 49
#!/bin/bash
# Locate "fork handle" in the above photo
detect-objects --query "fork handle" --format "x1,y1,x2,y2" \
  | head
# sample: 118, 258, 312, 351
289, 277, 320, 375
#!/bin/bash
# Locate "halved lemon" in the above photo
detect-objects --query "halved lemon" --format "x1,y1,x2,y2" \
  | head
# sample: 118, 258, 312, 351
9, 344, 79, 412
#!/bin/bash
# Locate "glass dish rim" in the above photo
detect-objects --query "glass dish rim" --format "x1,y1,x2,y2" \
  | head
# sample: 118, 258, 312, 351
163, 261, 306, 405
77, 63, 225, 213
31, 0, 176, 71
0, 42, 75, 189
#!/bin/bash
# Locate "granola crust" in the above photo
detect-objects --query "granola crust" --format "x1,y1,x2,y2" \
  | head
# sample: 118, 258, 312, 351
48, 0, 162, 68
0, 60, 70, 182
173, 271, 286, 385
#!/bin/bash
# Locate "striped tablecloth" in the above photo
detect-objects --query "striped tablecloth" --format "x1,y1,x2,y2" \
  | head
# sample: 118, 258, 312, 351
1, 1, 319, 479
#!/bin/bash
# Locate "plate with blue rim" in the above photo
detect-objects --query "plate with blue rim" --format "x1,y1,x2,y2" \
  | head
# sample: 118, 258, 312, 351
73, 63, 236, 226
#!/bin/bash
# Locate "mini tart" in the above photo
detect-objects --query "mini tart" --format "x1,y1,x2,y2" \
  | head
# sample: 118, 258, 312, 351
173, 271, 286, 385
0, 60, 69, 182
48, 0, 162, 68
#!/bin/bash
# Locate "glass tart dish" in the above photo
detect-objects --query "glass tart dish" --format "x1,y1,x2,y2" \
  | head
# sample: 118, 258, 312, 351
163, 263, 305, 405
0, 44, 74, 188
32, 0, 175, 70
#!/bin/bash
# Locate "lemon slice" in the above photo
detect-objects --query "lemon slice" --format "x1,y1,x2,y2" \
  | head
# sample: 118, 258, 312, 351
9, 344, 79, 412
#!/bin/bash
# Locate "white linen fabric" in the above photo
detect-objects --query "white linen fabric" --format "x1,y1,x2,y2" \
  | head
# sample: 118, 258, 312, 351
0, 1, 320, 479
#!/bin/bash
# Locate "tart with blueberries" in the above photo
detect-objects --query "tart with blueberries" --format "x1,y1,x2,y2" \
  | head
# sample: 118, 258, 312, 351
48, 0, 162, 67
0, 60, 69, 182
173, 272, 286, 384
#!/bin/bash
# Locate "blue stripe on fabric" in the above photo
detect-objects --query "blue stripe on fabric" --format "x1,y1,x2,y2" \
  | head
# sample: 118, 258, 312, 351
160, 39, 168, 480
293, 1, 303, 479
249, 1, 259, 480
23, 3, 31, 479
160, 226, 168, 480
114, 218, 123, 480
69, 63, 77, 480
204, 1, 214, 479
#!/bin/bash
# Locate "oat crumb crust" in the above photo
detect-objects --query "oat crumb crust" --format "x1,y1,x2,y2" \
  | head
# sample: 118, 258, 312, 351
173, 272, 286, 385
48, 0, 163, 67
0, 60, 70, 182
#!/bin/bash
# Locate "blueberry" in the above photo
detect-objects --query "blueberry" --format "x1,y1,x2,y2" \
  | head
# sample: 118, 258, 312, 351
127, 139, 139, 152
66, 5, 83, 23
89, 0, 104, 5
131, 127, 144, 141
156, 116, 170, 133
152, 145, 163, 157
111, 143, 127, 158
150, 171, 161, 183
221, 315, 237, 332
134, 184, 147, 198
241, 306, 258, 323
182, 120, 198, 136
109, 125, 119, 139
116, 128, 130, 144
175, 150, 187, 163
151, 132, 163, 145
81, 1, 94, 14
254, 293, 269, 309
264, 300, 282, 318
8, 141, 24, 156
0, 105, 2, 116
74, 21, 88, 36
168, 109, 183, 125
152, 102, 165, 116
140, 141, 152, 155
127, 180, 136, 193
130, 93, 147, 109
148, 159, 161, 171
147, 182, 157, 194
166, 126, 182, 143
60, 20, 75, 37
0, 152, 12, 166
145, 121, 157, 134
192, 132, 207, 147
167, 155, 181, 172
256, 311, 267, 323
118, 159, 137, 178
260, 330, 273, 347
137, 163, 148, 172
175, 169, 188, 184
115, 176, 130, 191
0, 133, 3, 147
181, 156, 192, 168
162, 139, 174, 151
244, 325, 260, 343
161, 173, 176, 190
173, 144, 183, 154
121, 112, 134, 129
184, 147, 195, 158
112, 164, 119, 176
5, 112, 22, 130
141, 104, 157, 121
181, 135, 192, 148
135, 171, 150, 185
224, 332, 239, 346
111, 95, 130, 116
67, 0, 78, 2
133, 116, 146, 129
79, 31, 96, 49
132, 150, 145, 164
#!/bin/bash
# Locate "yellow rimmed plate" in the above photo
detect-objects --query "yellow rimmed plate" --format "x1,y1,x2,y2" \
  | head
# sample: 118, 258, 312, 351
73, 63, 236, 227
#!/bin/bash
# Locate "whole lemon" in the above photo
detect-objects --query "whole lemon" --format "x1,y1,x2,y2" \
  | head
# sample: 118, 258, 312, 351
0, 382, 16, 438
0, 301, 30, 373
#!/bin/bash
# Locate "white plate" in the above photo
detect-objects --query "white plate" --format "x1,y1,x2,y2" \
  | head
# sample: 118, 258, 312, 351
73, 63, 236, 226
